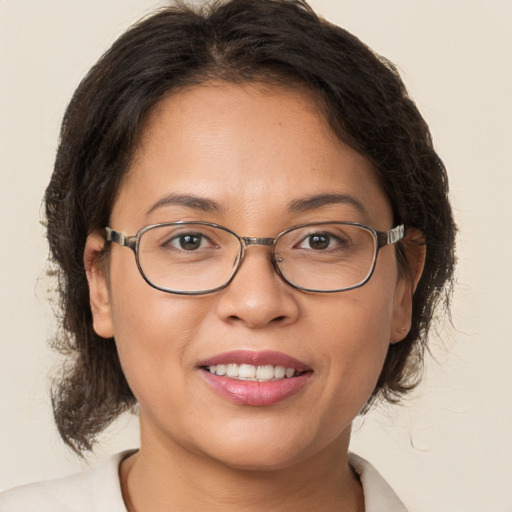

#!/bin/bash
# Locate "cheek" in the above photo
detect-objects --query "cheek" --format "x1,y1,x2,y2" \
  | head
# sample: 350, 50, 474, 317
109, 247, 206, 343
107, 257, 209, 403
313, 281, 395, 356
310, 282, 396, 403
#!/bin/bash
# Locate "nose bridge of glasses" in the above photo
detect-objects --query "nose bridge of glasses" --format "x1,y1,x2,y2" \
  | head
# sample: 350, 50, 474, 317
240, 236, 275, 249
236, 236, 281, 280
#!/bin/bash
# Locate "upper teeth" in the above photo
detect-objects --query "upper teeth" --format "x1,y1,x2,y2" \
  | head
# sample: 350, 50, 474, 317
207, 363, 297, 381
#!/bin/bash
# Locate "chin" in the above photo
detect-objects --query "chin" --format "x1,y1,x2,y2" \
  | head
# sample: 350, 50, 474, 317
196, 427, 330, 473
213, 447, 308, 472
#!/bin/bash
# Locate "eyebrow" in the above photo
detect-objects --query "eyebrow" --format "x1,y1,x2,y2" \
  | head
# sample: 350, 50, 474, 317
287, 193, 368, 216
146, 193, 222, 215
146, 192, 367, 218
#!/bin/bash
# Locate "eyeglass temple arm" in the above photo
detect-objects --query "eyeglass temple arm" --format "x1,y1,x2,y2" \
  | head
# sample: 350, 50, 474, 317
105, 227, 137, 251
377, 225, 405, 248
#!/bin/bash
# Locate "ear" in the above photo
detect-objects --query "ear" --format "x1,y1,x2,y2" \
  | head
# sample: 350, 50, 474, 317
390, 228, 426, 343
84, 231, 114, 338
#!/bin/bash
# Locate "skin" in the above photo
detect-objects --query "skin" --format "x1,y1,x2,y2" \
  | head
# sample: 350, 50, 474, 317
85, 82, 424, 512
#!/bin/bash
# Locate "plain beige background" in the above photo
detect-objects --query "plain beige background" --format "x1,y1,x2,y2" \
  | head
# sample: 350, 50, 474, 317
1, 1, 511, 510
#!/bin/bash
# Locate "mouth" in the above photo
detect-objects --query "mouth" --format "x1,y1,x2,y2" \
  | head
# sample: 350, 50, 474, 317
205, 363, 302, 382
198, 350, 313, 406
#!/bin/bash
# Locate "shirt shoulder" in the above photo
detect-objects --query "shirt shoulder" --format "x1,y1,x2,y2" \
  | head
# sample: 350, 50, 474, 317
349, 453, 408, 512
0, 451, 132, 512
1, 450, 405, 511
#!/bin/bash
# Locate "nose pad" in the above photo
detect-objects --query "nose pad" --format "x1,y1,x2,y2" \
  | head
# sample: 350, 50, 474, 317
215, 246, 300, 329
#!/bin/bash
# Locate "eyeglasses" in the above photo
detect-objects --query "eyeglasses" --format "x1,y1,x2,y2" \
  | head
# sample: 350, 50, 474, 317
105, 221, 405, 295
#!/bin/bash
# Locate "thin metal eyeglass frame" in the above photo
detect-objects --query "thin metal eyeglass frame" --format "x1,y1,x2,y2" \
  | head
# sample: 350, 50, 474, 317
105, 221, 405, 295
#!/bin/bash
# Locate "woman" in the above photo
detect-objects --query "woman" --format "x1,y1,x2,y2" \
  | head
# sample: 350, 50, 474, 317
0, 0, 455, 510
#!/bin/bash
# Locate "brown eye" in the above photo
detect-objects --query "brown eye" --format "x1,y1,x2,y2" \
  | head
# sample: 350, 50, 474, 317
164, 233, 206, 251
294, 230, 350, 252
308, 234, 330, 250
179, 234, 202, 250
297, 232, 340, 251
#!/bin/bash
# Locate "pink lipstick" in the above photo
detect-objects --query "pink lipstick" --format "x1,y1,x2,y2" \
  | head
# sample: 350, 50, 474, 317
198, 350, 312, 406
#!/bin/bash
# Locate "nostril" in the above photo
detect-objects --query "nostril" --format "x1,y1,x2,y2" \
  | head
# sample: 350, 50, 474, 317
269, 315, 288, 325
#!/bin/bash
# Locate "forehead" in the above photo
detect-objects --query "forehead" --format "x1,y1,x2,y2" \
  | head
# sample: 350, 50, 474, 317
113, 81, 392, 230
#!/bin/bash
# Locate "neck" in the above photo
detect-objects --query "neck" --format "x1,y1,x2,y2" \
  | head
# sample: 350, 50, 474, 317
120, 421, 364, 512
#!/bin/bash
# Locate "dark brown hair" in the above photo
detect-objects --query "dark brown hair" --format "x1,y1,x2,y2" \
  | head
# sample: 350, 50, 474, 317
45, 0, 456, 454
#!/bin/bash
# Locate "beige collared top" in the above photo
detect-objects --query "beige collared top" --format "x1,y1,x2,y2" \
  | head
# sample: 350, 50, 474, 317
0, 451, 407, 511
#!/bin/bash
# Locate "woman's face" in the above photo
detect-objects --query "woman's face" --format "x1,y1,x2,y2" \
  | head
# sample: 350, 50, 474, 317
87, 82, 413, 470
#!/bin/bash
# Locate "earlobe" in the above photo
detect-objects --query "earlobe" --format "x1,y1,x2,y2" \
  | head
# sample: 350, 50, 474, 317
390, 228, 426, 343
390, 280, 413, 343
84, 232, 114, 339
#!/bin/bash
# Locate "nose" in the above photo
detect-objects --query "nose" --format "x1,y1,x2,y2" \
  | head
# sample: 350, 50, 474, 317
215, 246, 300, 329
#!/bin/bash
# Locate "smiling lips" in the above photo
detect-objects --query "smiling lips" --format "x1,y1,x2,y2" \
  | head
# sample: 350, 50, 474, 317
199, 350, 312, 406
207, 363, 299, 381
